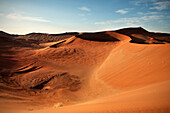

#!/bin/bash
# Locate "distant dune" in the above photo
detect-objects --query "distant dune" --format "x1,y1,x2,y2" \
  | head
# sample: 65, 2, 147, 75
0, 27, 170, 113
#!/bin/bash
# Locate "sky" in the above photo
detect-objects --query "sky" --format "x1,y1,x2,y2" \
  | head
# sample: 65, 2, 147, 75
0, 0, 170, 34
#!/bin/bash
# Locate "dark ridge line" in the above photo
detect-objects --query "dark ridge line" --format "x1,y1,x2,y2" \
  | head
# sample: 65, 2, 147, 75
76, 32, 120, 42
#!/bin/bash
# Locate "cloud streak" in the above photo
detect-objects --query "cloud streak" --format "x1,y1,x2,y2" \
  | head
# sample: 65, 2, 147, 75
150, 1, 170, 10
94, 15, 163, 25
0, 13, 4, 16
79, 6, 91, 11
5, 13, 50, 22
115, 9, 128, 14
115, 8, 133, 14
130, 0, 151, 6
137, 11, 159, 15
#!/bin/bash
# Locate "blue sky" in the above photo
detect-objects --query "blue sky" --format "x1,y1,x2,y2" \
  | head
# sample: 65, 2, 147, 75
0, 0, 170, 34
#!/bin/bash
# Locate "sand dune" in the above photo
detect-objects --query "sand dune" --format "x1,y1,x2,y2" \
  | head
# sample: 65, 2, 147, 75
0, 27, 170, 113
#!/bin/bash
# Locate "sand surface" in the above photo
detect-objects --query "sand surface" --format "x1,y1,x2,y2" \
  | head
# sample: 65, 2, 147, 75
0, 28, 170, 113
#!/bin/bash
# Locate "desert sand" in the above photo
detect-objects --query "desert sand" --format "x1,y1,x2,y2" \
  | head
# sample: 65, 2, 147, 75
0, 27, 170, 113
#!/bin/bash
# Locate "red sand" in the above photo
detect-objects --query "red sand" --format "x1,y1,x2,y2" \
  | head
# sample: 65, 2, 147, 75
0, 28, 170, 113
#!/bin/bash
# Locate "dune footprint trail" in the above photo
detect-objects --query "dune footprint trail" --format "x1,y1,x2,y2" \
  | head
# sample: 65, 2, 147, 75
0, 28, 170, 113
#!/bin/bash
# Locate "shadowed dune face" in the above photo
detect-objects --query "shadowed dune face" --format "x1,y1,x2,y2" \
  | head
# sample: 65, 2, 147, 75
0, 28, 170, 113
115, 27, 170, 44
0, 36, 23, 70
76, 32, 120, 42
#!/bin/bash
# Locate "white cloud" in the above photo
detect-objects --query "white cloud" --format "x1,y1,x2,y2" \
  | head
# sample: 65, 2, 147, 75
94, 15, 163, 25
150, 1, 170, 10
79, 6, 91, 11
115, 9, 128, 14
6, 13, 50, 22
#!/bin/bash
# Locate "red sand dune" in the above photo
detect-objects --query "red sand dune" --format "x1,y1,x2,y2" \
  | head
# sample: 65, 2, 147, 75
0, 27, 170, 113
